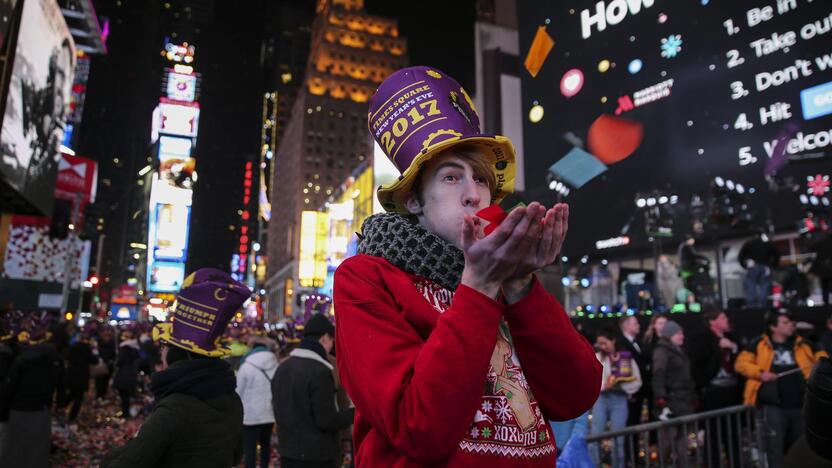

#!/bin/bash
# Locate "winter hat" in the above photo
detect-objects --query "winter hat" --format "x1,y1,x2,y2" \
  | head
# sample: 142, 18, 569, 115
368, 66, 515, 213
153, 268, 251, 357
660, 320, 683, 339
303, 313, 335, 338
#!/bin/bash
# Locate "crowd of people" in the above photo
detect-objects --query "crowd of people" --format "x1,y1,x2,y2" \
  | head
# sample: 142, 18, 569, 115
559, 309, 832, 468
3, 65, 832, 468
0, 296, 357, 468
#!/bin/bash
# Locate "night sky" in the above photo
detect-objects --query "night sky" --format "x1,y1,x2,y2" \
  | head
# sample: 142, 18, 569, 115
80, 0, 476, 280
185, 0, 476, 272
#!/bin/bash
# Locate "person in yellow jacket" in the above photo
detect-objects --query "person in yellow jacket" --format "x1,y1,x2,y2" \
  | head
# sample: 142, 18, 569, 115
735, 311, 828, 468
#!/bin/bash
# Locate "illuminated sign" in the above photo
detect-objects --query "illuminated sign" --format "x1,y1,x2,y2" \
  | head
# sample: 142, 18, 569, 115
147, 260, 186, 293
801, 80, 832, 120
147, 176, 192, 293
148, 305, 168, 322
111, 304, 137, 320
55, 154, 97, 204
152, 203, 190, 260
232, 162, 254, 281
614, 79, 674, 115
595, 236, 631, 250
158, 135, 193, 160
299, 211, 329, 288
148, 174, 193, 206
163, 41, 195, 63
158, 101, 200, 138
580, 0, 655, 40
159, 157, 196, 189
327, 200, 353, 269
165, 70, 197, 102
158, 137, 196, 189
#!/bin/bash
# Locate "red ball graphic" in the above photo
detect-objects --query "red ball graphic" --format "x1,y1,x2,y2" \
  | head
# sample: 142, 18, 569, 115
588, 114, 644, 165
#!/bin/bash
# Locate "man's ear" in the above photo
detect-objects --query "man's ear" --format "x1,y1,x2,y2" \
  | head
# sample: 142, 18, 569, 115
404, 193, 422, 215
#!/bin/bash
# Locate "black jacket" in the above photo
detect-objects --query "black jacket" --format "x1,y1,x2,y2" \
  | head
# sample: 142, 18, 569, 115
66, 341, 97, 392
0, 342, 60, 419
272, 346, 355, 462
98, 337, 116, 365
102, 358, 243, 467
652, 339, 697, 416
738, 238, 780, 269
619, 333, 650, 394
688, 330, 739, 392
811, 235, 832, 278
113, 342, 140, 391
679, 243, 709, 272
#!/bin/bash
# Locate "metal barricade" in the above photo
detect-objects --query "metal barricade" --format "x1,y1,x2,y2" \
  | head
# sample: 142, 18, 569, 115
585, 404, 767, 468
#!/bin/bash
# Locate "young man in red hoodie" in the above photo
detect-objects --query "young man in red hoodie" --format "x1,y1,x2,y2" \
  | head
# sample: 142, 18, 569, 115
334, 66, 601, 467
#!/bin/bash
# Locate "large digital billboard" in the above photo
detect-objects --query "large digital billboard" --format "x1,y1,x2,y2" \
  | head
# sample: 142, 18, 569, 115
298, 210, 329, 288
146, 175, 192, 293
0, 0, 75, 215
519, 0, 832, 255
157, 135, 196, 189
165, 69, 197, 102
158, 100, 200, 138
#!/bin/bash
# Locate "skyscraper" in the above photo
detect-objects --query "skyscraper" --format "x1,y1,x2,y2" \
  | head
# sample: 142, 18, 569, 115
265, 0, 407, 317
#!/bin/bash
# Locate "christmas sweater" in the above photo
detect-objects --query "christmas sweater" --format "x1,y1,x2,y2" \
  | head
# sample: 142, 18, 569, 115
334, 254, 601, 467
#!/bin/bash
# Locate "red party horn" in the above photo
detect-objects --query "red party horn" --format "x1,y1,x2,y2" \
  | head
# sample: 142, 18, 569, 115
475, 204, 507, 236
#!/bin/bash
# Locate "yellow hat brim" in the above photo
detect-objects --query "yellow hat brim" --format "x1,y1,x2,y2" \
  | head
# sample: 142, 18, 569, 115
152, 323, 231, 358
376, 135, 516, 214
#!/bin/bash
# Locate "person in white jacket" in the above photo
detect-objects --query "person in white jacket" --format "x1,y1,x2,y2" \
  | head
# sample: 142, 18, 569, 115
236, 337, 279, 468
590, 326, 643, 468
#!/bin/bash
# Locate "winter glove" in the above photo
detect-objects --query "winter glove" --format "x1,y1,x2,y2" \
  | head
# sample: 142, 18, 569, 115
658, 407, 674, 421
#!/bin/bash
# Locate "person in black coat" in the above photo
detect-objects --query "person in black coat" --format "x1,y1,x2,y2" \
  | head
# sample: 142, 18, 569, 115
0, 331, 61, 467
687, 310, 742, 465
113, 333, 141, 418
618, 315, 650, 426
65, 333, 98, 422
102, 267, 249, 467
273, 314, 354, 468
652, 320, 696, 468
95, 327, 116, 399
811, 234, 832, 306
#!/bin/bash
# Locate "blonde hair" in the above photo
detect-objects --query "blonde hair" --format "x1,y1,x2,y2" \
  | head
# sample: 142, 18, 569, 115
644, 314, 668, 343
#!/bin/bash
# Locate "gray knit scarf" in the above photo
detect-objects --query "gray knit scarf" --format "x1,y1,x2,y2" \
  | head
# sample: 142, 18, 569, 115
357, 213, 465, 291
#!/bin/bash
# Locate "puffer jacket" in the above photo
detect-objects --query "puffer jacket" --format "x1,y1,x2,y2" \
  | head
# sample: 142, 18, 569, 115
735, 334, 827, 406
652, 339, 696, 416
236, 346, 278, 425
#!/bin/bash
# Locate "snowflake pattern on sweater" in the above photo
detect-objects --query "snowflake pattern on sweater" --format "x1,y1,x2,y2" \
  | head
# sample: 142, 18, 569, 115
413, 278, 556, 459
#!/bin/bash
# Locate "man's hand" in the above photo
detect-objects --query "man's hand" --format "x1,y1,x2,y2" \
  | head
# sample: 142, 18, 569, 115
718, 337, 737, 352
760, 371, 777, 382
460, 205, 541, 298
502, 203, 570, 303
510, 203, 569, 279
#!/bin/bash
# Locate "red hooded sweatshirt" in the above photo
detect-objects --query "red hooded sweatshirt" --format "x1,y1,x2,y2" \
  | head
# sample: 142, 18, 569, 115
334, 254, 601, 467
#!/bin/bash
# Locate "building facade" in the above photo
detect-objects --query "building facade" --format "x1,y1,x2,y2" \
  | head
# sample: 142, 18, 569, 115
265, 0, 407, 318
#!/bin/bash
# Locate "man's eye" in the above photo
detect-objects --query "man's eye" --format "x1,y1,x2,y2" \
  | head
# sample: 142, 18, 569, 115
444, 174, 458, 182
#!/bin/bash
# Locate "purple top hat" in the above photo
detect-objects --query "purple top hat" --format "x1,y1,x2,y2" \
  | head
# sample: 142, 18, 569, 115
1, 311, 52, 344
368, 66, 516, 213
152, 268, 251, 357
